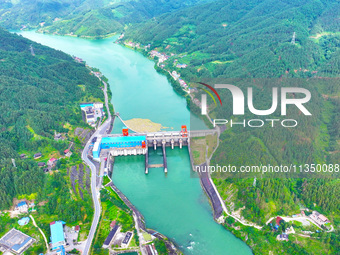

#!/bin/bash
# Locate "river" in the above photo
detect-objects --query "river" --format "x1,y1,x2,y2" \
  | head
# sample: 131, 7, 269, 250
17, 31, 252, 255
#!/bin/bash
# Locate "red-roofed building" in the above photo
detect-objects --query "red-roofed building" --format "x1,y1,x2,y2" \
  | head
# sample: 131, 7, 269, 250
48, 158, 57, 167
110, 220, 116, 228
276, 217, 283, 226
75, 225, 80, 232
64, 149, 72, 157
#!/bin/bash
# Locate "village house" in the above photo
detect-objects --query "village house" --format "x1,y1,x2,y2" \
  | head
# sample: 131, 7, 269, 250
310, 211, 330, 226
38, 162, 46, 167
176, 63, 188, 68
75, 226, 80, 233
171, 71, 180, 80
34, 153, 42, 159
276, 233, 289, 241
54, 132, 64, 141
48, 158, 57, 167
64, 149, 72, 157
15, 201, 28, 213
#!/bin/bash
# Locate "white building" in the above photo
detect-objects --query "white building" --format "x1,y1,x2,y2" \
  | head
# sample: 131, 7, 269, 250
15, 201, 28, 213
93, 102, 104, 109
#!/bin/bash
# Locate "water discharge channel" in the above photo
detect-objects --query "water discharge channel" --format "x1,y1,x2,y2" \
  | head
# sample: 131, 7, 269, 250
17, 31, 252, 255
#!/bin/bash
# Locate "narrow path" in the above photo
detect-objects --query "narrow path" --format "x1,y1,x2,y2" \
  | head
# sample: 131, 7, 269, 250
29, 215, 49, 251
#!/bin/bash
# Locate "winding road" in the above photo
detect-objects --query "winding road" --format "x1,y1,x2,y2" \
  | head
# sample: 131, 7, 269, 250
82, 78, 112, 255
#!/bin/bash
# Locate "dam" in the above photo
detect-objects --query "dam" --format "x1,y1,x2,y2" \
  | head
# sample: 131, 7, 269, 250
91, 125, 216, 174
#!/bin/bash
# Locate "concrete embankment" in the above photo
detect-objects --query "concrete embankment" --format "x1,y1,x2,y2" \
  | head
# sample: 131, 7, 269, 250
197, 165, 223, 220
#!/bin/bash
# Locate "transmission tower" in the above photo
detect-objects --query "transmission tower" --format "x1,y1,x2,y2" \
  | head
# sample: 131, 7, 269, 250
291, 32, 296, 44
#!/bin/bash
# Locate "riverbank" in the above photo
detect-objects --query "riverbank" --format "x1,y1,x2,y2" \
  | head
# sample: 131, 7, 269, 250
35, 29, 117, 40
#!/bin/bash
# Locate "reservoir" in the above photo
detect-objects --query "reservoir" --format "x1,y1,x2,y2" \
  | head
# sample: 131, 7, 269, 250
17, 31, 252, 255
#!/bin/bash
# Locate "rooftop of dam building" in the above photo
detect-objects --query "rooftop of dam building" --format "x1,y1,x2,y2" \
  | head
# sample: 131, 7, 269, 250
92, 135, 147, 159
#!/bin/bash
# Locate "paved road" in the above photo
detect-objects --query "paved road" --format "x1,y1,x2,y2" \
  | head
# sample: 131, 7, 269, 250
82, 79, 112, 255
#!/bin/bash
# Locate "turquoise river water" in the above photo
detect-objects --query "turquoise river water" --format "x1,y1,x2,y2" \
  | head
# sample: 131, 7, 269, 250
17, 31, 252, 255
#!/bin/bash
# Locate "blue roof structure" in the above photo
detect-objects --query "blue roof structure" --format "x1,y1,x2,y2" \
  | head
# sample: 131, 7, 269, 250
50, 221, 65, 249
80, 103, 94, 108
0, 228, 35, 254
18, 217, 30, 226
93, 136, 147, 159
17, 201, 27, 207
12, 237, 32, 252
101, 136, 146, 143
55, 245, 66, 255
101, 136, 146, 149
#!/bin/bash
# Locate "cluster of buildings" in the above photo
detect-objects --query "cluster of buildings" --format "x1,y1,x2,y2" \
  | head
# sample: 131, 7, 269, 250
73, 56, 84, 63
24, 139, 72, 172
102, 221, 133, 250
310, 211, 330, 226
35, 155, 58, 172
176, 63, 187, 68
80, 102, 104, 127
178, 78, 188, 89
124, 41, 140, 48
268, 217, 290, 241
170, 71, 188, 91
149, 50, 169, 63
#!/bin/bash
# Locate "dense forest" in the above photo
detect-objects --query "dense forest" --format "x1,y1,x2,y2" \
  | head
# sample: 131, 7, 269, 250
123, 0, 340, 175
0, 27, 103, 209
122, 1, 340, 254
0, 0, 210, 37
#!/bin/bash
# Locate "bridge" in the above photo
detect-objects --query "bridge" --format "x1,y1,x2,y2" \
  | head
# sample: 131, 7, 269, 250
91, 119, 217, 174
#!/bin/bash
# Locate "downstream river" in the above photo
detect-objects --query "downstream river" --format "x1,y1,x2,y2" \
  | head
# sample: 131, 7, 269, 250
18, 31, 252, 255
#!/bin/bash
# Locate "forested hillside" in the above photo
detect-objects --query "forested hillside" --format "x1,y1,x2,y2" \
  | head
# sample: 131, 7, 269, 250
0, 0, 209, 37
123, 0, 340, 167
122, 1, 340, 254
0, 27, 102, 211
123, 0, 340, 177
